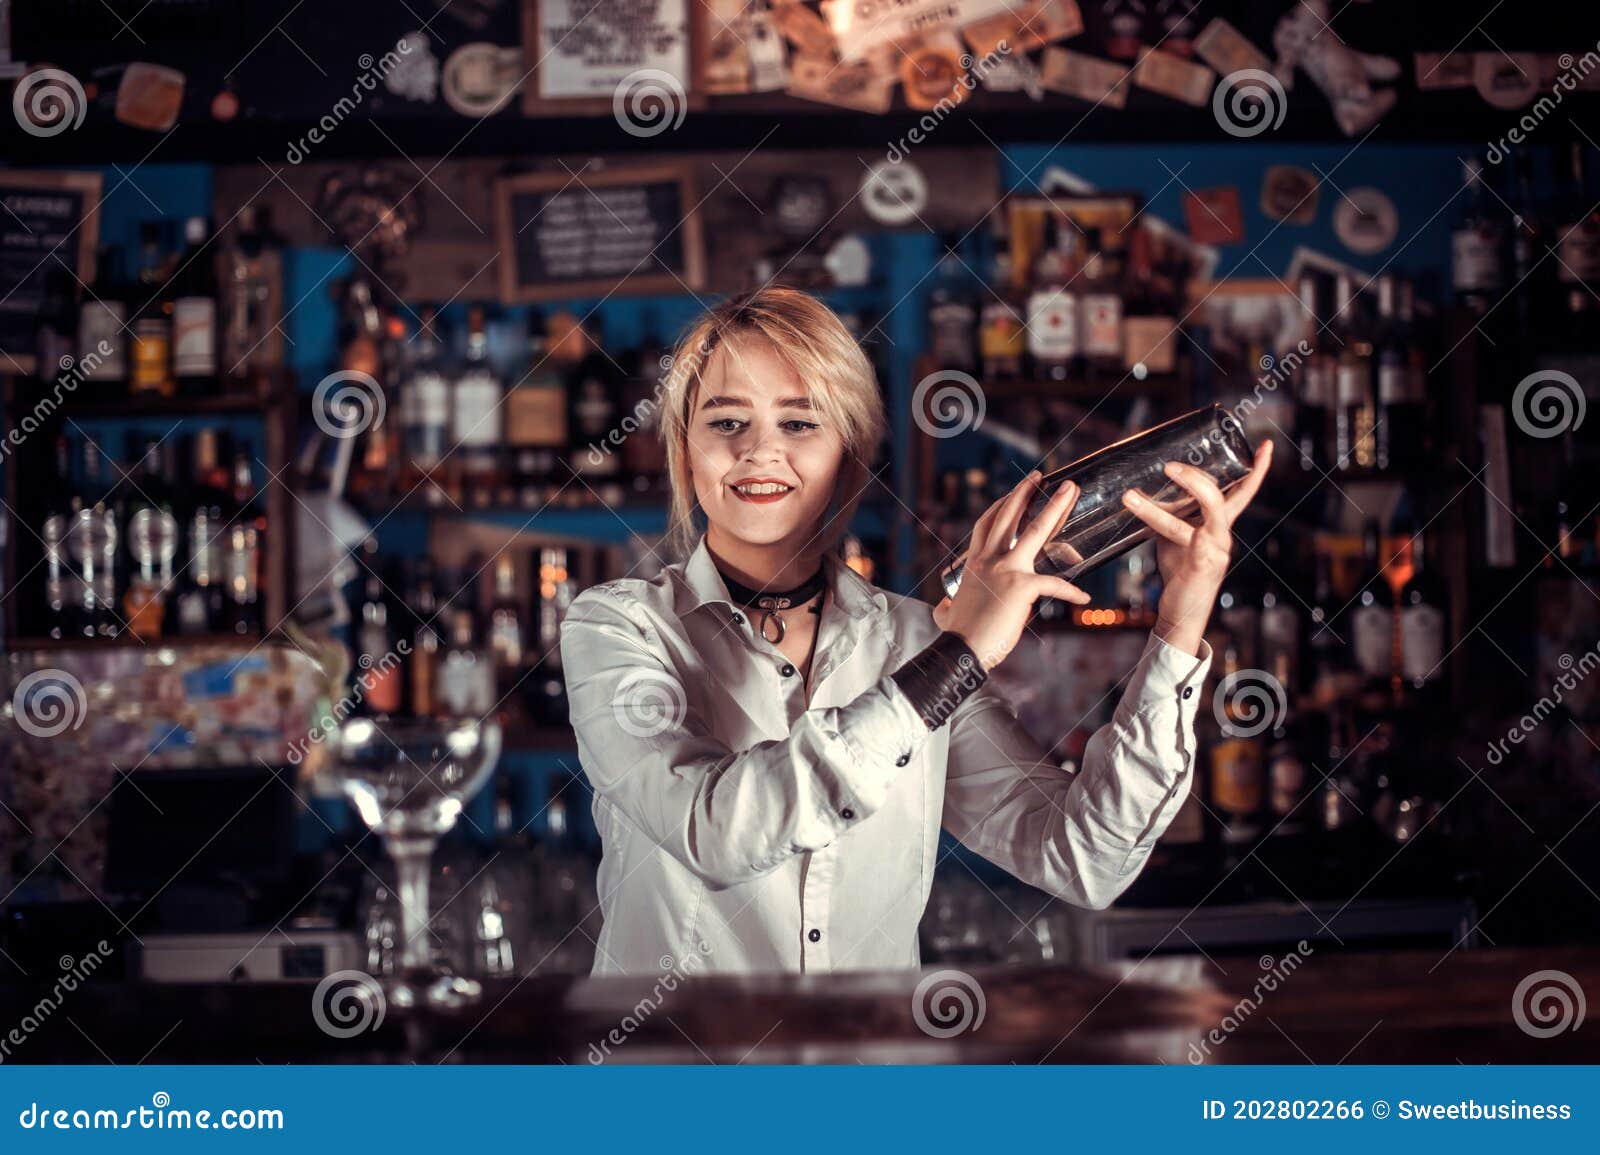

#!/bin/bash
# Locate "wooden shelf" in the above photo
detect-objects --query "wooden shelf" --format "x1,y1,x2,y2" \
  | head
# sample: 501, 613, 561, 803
4, 633, 264, 651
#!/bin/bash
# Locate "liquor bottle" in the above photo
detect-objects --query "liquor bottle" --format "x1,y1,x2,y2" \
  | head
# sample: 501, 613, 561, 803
504, 310, 569, 503
1258, 536, 1301, 696
1398, 526, 1449, 707
1306, 551, 1349, 701
487, 552, 525, 678
410, 559, 443, 718
1509, 149, 1549, 334
1079, 228, 1124, 374
41, 436, 77, 639
1376, 277, 1427, 472
1216, 560, 1260, 674
1294, 272, 1332, 472
1555, 143, 1600, 330
356, 541, 403, 715
402, 306, 451, 504
454, 305, 503, 507
73, 442, 119, 639
1349, 520, 1395, 687
439, 567, 494, 718
928, 232, 978, 372
1026, 215, 1079, 384
533, 546, 574, 725
123, 439, 179, 639
620, 323, 669, 498
980, 208, 1026, 383
175, 430, 228, 635
1450, 158, 1505, 314
1332, 274, 1376, 470
567, 320, 624, 501
1102, 0, 1145, 60
129, 222, 175, 397
1264, 719, 1308, 837
77, 247, 128, 396
223, 446, 264, 635
221, 204, 285, 379
1209, 627, 1264, 849
171, 216, 218, 393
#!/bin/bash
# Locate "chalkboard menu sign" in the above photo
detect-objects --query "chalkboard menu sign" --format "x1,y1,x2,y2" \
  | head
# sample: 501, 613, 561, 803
494, 163, 705, 302
0, 169, 101, 374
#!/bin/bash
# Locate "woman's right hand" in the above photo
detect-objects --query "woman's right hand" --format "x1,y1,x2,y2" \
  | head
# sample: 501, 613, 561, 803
932, 469, 1091, 671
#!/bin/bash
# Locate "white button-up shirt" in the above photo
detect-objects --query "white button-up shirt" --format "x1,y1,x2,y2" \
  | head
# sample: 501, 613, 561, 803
560, 534, 1213, 976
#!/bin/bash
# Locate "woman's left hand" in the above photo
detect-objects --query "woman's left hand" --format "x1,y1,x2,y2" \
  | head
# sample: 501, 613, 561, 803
1120, 439, 1274, 657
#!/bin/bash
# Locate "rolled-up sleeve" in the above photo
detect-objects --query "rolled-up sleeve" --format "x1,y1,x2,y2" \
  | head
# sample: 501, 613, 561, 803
940, 632, 1213, 909
560, 587, 931, 889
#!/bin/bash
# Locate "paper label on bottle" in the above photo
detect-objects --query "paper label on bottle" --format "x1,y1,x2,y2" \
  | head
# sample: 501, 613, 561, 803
506, 386, 568, 447
1301, 360, 1333, 406
1026, 289, 1078, 358
1210, 739, 1263, 815
1082, 294, 1121, 356
173, 298, 217, 376
1193, 17, 1271, 77
1122, 315, 1176, 372
1335, 363, 1369, 407
406, 374, 450, 430
453, 375, 502, 446
1351, 602, 1392, 678
131, 321, 170, 391
78, 302, 127, 378
1039, 48, 1129, 108
1378, 359, 1408, 405
1556, 219, 1600, 284
1452, 229, 1503, 291
1400, 603, 1445, 683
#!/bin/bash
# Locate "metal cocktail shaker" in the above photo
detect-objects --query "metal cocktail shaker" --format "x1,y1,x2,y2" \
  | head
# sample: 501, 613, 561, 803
939, 403, 1256, 599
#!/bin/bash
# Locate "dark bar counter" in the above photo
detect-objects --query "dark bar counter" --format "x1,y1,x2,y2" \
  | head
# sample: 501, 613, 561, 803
4, 946, 1597, 1064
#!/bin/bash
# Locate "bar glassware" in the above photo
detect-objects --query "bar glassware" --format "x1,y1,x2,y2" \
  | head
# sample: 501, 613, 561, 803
330, 716, 501, 1008
939, 403, 1256, 599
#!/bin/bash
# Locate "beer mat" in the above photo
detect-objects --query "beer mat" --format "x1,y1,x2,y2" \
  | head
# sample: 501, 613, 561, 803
1040, 47, 1130, 108
1193, 17, 1272, 77
786, 55, 896, 113
961, 0, 1084, 59
1132, 46, 1215, 106
772, 1, 838, 57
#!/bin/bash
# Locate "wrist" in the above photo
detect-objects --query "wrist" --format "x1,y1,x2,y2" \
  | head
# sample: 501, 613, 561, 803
892, 631, 990, 731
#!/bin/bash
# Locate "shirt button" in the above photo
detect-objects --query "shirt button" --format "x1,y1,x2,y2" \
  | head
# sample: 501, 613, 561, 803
807, 928, 822, 943
895, 752, 910, 767
732, 612, 745, 626
780, 662, 796, 677
840, 807, 855, 820
1181, 686, 1194, 700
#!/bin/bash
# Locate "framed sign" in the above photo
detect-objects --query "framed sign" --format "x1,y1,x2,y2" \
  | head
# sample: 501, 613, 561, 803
0, 169, 102, 375
520, 0, 707, 117
494, 162, 705, 302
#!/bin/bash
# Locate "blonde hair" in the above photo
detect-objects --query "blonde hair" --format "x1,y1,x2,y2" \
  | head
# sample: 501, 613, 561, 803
657, 286, 886, 559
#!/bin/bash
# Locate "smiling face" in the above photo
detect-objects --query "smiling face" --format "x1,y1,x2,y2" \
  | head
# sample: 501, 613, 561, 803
685, 333, 848, 555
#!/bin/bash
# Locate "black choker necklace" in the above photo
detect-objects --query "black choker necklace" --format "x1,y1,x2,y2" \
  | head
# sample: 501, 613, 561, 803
717, 565, 826, 644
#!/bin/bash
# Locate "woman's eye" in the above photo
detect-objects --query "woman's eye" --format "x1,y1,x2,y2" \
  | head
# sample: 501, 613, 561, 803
782, 420, 820, 433
707, 418, 744, 433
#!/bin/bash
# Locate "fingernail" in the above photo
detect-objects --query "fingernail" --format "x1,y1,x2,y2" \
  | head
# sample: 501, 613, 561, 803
1163, 461, 1180, 475
1125, 490, 1144, 505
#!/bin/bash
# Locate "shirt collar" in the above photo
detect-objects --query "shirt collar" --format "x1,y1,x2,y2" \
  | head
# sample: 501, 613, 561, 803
675, 534, 888, 622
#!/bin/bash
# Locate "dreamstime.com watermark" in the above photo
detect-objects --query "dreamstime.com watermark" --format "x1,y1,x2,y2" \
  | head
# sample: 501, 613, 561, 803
1187, 341, 1312, 470
586, 939, 715, 1063
8, 668, 89, 739
1486, 44, 1600, 164
1510, 368, 1586, 440
1511, 968, 1586, 1038
1187, 941, 1314, 1063
1484, 641, 1600, 766
585, 330, 717, 470
285, 640, 411, 765
0, 941, 114, 1063
311, 970, 387, 1038
15, 1093, 284, 1131
0, 343, 111, 465
911, 969, 986, 1038
613, 68, 688, 138
286, 39, 415, 163
886, 42, 1011, 164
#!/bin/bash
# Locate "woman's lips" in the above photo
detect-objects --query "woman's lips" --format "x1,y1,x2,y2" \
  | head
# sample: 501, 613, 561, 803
729, 484, 793, 505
